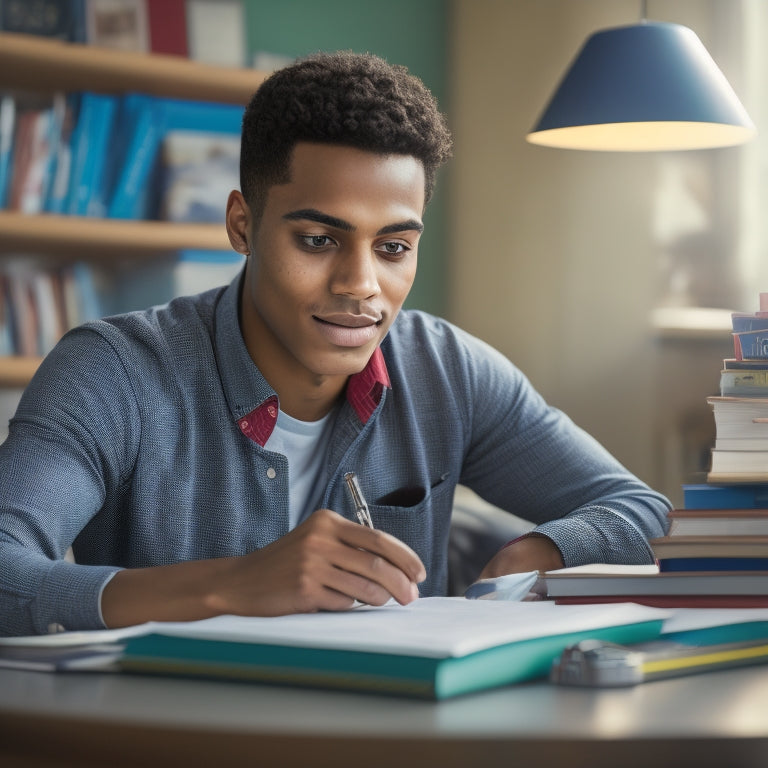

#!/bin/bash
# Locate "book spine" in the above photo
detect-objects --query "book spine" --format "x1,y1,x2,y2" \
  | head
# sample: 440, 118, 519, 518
0, 0, 87, 41
0, 93, 16, 209
682, 484, 768, 509
658, 557, 768, 572
107, 97, 164, 219
147, 0, 188, 56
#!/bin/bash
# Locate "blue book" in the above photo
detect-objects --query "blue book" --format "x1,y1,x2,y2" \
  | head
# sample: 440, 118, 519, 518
0, 0, 86, 41
65, 93, 119, 217
683, 483, 768, 510
659, 557, 768, 572
0, 93, 16, 209
108, 96, 243, 220
732, 315, 768, 332
43, 94, 77, 214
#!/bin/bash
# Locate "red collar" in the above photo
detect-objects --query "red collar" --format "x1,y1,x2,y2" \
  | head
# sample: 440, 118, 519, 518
237, 347, 391, 446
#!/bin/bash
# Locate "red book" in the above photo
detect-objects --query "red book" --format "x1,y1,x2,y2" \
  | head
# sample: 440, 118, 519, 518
147, 0, 188, 57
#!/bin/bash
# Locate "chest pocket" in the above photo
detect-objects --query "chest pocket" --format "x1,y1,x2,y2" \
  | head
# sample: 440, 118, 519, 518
367, 474, 454, 597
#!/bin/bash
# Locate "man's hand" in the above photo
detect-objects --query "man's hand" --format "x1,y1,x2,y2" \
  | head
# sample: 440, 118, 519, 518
209, 508, 426, 615
478, 533, 564, 580
102, 508, 426, 628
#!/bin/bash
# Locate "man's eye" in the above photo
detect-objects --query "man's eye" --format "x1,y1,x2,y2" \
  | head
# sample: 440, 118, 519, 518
379, 242, 408, 255
300, 235, 334, 248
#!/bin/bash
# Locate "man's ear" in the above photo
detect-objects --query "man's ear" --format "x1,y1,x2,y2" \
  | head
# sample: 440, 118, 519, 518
226, 190, 251, 256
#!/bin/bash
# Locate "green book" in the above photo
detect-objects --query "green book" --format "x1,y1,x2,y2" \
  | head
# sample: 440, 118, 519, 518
120, 598, 666, 700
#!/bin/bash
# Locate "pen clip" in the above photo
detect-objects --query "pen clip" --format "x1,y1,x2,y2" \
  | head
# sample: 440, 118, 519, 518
344, 472, 374, 529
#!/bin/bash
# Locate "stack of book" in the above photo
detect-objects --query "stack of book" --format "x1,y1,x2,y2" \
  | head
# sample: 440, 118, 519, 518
542, 295, 768, 608
707, 293, 768, 483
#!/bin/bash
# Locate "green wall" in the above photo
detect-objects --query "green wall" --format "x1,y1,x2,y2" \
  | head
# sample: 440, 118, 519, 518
242, 0, 450, 315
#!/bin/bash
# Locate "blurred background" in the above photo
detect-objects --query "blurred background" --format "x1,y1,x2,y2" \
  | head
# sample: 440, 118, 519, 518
2, 0, 767, 507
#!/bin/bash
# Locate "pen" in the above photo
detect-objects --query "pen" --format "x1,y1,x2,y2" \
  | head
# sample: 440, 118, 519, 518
344, 472, 374, 529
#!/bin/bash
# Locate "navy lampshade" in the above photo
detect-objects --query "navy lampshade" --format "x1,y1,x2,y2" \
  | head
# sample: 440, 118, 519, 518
527, 21, 756, 151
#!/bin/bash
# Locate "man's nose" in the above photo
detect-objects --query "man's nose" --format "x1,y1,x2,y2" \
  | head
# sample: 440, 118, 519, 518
329, 247, 381, 299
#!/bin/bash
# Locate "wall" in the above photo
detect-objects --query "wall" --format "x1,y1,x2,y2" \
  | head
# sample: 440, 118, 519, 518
448, 0, 745, 503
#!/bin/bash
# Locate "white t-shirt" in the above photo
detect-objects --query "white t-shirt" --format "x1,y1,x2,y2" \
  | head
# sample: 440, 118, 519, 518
264, 407, 337, 529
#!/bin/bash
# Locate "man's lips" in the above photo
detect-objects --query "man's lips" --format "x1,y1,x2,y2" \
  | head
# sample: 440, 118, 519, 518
314, 312, 382, 328
312, 313, 382, 347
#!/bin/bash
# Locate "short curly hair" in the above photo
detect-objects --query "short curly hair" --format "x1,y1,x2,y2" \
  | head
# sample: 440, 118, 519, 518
240, 51, 452, 220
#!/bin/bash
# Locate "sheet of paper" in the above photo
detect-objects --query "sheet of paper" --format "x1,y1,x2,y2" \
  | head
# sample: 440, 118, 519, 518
143, 597, 668, 658
0, 598, 668, 658
464, 571, 541, 600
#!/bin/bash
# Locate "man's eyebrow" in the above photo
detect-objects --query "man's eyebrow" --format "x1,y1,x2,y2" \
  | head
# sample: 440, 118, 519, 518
283, 209, 354, 231
282, 209, 424, 236
377, 220, 424, 236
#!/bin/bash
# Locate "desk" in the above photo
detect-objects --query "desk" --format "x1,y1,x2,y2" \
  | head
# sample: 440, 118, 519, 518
1, 665, 767, 768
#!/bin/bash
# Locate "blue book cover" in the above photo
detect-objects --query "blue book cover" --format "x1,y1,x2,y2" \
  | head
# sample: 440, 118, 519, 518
65, 92, 118, 217
732, 315, 768, 333
659, 557, 768, 572
683, 483, 768, 509
0, 0, 86, 41
0, 93, 16, 209
43, 94, 78, 214
108, 96, 243, 220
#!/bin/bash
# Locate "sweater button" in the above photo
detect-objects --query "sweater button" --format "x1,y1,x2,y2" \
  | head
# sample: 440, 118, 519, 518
266, 467, 276, 479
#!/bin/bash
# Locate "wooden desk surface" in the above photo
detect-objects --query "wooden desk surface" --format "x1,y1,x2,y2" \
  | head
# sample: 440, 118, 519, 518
1, 664, 768, 768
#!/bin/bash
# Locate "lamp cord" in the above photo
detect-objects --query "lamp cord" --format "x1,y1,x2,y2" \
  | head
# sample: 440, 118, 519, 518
640, 0, 648, 22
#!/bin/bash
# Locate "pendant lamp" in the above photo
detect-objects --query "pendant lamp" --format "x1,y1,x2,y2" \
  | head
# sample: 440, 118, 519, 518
526, 19, 756, 151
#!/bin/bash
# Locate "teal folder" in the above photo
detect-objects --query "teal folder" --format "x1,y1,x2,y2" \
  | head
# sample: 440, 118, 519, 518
119, 599, 666, 700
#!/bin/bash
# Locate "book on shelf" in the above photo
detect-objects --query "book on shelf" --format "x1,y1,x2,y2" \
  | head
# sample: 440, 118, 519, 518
0, 598, 668, 699
0, 93, 16, 209
0, 85, 245, 223
0, 0, 87, 42
84, 0, 149, 51
0, 260, 107, 356
108, 96, 243, 220
146, 0, 188, 56
66, 92, 119, 217
667, 508, 768, 537
43, 94, 77, 214
5, 94, 63, 214
110, 249, 244, 313
186, 0, 246, 67
159, 130, 240, 223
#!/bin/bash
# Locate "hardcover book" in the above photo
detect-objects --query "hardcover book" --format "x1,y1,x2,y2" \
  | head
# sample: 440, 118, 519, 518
0, 598, 668, 700
682, 483, 768, 510
118, 599, 666, 699
667, 508, 768, 537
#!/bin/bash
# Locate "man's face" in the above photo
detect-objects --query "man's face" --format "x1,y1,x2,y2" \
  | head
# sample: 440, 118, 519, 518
239, 142, 425, 388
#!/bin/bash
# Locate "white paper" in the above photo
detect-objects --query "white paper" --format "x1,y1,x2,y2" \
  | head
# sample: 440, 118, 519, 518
137, 597, 668, 658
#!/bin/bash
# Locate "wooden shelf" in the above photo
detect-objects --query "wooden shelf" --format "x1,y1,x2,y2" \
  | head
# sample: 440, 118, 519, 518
0, 32, 267, 103
0, 32, 263, 388
0, 356, 43, 387
0, 212, 231, 259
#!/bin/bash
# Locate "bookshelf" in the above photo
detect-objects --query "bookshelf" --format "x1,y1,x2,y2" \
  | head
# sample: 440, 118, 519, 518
0, 32, 268, 388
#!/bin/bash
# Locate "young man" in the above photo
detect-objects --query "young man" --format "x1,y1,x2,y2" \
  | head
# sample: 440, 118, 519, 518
0, 52, 670, 636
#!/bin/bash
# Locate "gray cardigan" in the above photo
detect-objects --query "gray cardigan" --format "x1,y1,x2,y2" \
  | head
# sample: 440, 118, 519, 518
0, 273, 670, 635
